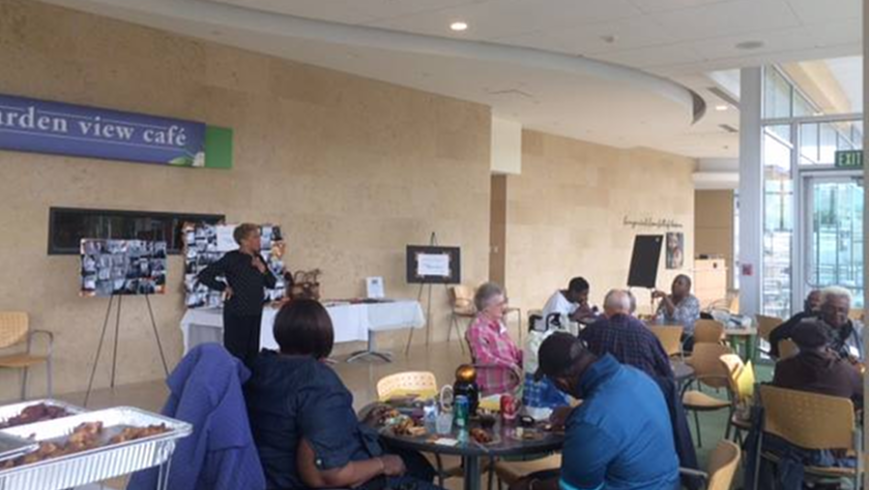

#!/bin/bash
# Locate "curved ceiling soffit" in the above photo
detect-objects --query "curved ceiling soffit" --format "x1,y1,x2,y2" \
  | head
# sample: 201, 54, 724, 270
62, 0, 701, 122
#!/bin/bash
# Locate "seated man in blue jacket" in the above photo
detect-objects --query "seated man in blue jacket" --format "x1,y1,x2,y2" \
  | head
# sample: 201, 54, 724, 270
510, 332, 679, 490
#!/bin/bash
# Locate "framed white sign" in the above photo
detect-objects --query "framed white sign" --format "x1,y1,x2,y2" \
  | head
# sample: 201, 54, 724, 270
366, 276, 385, 299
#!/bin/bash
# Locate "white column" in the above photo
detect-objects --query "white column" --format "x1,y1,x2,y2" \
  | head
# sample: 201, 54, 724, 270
738, 67, 763, 316
863, 2, 870, 470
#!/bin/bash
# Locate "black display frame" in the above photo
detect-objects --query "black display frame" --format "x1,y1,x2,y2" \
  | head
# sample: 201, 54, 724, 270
48, 207, 224, 255
406, 245, 461, 284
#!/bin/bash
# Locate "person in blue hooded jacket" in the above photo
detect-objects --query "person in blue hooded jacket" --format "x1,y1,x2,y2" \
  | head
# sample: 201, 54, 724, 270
511, 332, 679, 490
245, 299, 439, 490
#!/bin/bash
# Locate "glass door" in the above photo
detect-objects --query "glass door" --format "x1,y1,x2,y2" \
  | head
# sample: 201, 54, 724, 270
800, 174, 865, 307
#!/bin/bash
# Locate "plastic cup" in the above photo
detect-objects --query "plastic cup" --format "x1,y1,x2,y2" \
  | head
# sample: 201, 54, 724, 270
436, 412, 454, 435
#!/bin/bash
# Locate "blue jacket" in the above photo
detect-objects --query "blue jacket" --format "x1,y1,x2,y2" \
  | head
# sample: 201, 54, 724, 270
128, 344, 266, 490
561, 355, 679, 490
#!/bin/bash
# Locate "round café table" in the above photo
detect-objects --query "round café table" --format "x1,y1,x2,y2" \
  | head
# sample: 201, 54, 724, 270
724, 327, 758, 362
376, 416, 564, 490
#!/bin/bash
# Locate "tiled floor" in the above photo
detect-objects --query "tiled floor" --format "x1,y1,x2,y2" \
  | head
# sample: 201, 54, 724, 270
35, 340, 767, 489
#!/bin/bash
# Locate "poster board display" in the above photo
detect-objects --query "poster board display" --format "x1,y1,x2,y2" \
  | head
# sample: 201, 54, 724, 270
80, 239, 167, 297
406, 246, 461, 284
183, 223, 287, 308
665, 232, 684, 269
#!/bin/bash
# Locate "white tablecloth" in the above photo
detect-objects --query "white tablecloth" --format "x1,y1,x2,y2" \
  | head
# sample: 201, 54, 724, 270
180, 300, 425, 354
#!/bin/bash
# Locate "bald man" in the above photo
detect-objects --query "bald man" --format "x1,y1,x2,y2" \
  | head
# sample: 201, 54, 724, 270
580, 290, 673, 381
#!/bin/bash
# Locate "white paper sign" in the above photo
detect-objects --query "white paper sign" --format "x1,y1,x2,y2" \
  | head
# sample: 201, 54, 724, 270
417, 253, 451, 277
366, 276, 385, 299
216, 225, 238, 252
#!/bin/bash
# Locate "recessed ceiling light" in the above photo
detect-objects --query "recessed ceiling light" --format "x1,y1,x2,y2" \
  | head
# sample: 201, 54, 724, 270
735, 40, 765, 50
450, 21, 468, 32
715, 104, 729, 111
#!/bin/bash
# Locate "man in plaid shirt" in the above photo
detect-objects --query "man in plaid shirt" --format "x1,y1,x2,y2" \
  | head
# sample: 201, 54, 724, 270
580, 289, 673, 381
466, 282, 523, 396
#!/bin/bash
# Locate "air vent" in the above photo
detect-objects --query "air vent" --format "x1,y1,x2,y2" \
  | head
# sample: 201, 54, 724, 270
719, 124, 738, 133
708, 86, 739, 108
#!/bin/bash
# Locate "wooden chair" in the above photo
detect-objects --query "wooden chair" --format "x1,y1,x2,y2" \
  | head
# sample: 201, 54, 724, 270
504, 306, 523, 343
728, 294, 740, 315
755, 385, 863, 490
680, 439, 741, 490
448, 285, 477, 352
649, 325, 684, 358
693, 319, 726, 345
0, 312, 53, 399
719, 354, 755, 445
376, 371, 438, 401
848, 308, 865, 322
682, 343, 733, 448
777, 339, 799, 360
755, 315, 783, 342
464, 336, 522, 397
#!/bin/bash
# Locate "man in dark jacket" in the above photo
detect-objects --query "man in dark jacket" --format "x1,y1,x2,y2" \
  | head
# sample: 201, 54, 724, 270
769, 290, 821, 358
581, 289, 699, 488
773, 320, 863, 406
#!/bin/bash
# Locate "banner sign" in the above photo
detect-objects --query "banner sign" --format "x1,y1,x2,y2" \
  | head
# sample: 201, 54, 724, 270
0, 93, 216, 168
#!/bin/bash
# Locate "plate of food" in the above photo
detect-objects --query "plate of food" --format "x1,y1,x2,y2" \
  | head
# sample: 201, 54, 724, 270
470, 427, 500, 446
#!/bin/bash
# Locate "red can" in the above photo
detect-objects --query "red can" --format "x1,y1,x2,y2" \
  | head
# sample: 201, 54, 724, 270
500, 394, 517, 422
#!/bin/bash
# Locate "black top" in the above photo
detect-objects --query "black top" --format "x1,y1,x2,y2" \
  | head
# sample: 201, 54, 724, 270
769, 311, 818, 357
773, 350, 863, 405
197, 250, 276, 315
245, 352, 381, 490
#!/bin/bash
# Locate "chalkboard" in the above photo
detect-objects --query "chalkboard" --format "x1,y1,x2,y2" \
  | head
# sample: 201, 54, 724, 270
627, 235, 663, 289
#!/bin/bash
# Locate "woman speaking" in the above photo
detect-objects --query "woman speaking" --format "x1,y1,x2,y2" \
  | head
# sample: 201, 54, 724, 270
198, 223, 276, 364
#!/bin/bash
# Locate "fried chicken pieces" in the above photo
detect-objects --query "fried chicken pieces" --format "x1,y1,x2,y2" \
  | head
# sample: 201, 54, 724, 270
0, 421, 169, 469
108, 424, 169, 444
0, 404, 71, 429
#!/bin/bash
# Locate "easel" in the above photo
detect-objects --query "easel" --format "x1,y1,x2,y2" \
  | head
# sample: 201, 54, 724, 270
84, 294, 169, 407
405, 232, 452, 356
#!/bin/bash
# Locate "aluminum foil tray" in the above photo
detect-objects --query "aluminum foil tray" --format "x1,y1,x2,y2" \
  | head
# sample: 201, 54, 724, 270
0, 399, 86, 429
0, 406, 191, 490
0, 433, 36, 465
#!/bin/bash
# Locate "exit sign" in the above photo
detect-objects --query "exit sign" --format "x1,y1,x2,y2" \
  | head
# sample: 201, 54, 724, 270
835, 150, 863, 169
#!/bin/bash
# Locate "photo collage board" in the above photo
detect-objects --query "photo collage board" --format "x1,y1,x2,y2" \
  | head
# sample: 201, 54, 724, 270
183, 223, 287, 308
80, 239, 168, 297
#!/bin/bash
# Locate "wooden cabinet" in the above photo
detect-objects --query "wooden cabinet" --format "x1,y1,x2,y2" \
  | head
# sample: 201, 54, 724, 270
694, 258, 727, 308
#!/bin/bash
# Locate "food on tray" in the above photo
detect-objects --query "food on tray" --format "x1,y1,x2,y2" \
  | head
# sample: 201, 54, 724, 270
390, 417, 415, 436
376, 409, 401, 427
470, 428, 492, 444
0, 421, 169, 469
109, 424, 169, 444
0, 403, 73, 429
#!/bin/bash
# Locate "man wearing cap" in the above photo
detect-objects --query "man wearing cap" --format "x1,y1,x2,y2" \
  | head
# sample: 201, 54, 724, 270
512, 332, 679, 490
773, 320, 863, 405
768, 290, 822, 358
772, 286, 865, 363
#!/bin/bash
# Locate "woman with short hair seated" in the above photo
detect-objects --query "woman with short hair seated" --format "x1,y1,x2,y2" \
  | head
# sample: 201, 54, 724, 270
245, 300, 438, 490
466, 282, 524, 395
